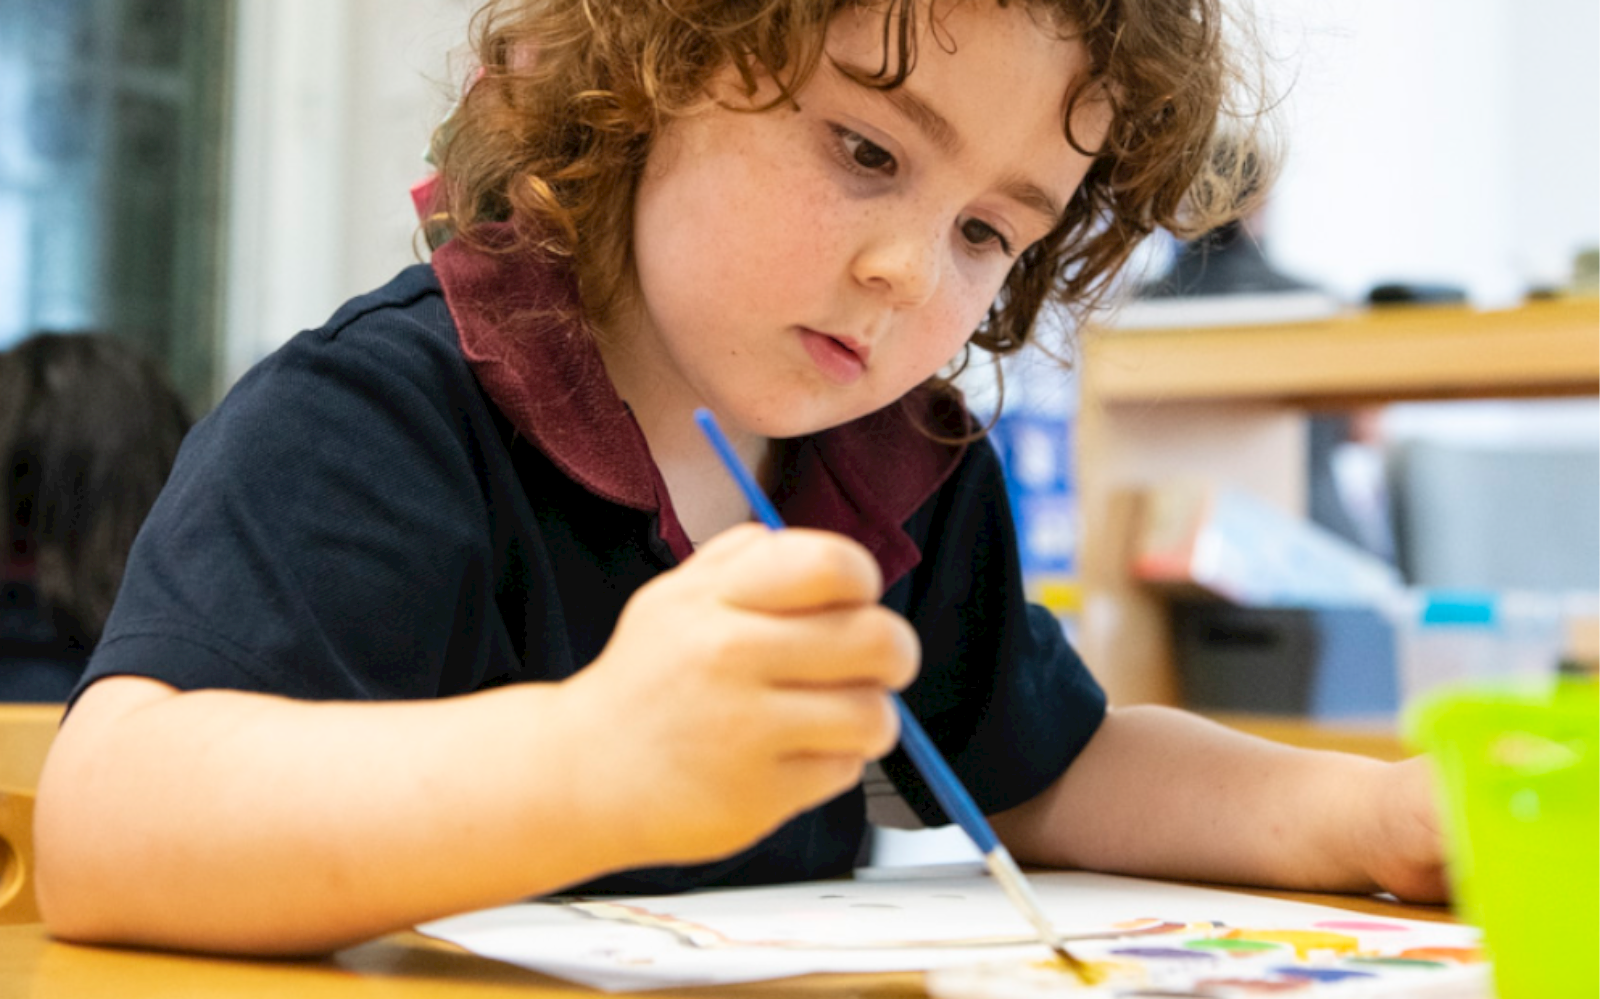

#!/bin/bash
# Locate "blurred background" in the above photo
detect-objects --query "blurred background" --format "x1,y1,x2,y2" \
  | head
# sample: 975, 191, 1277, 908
1, 0, 1593, 392
0, 0, 1595, 713
0, 0, 474, 402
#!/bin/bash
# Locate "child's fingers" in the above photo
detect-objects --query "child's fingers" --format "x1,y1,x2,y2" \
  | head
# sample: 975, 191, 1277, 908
762, 685, 902, 761
778, 753, 882, 810
694, 525, 883, 612
735, 605, 920, 689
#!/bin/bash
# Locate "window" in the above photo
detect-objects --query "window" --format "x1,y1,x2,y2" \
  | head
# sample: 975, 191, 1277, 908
0, 0, 233, 410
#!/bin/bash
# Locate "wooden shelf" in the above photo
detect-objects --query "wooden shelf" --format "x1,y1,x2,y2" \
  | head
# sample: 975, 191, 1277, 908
1085, 296, 1598, 406
1075, 297, 1600, 708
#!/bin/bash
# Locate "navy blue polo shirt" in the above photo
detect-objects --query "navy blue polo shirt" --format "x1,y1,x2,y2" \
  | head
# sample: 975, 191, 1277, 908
82, 235, 1106, 894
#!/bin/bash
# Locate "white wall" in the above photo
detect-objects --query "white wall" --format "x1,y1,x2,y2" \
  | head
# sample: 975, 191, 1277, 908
1262, 0, 1599, 306
1261, 0, 1513, 303
219, 0, 1600, 382
222, 0, 473, 385
339, 0, 479, 295
1505, 0, 1600, 286
1250, 0, 1599, 451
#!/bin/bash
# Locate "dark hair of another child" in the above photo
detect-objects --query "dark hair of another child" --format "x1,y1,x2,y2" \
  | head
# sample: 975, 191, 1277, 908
1, 331, 192, 651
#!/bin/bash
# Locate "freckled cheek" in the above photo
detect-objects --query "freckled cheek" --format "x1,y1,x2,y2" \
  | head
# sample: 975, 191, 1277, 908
707, 171, 831, 267
941, 274, 1002, 344
940, 309, 983, 364
898, 297, 984, 382
906, 278, 1000, 374
768, 182, 852, 257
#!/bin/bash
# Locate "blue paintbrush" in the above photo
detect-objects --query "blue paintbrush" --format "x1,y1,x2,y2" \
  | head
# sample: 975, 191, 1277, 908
692, 407, 1095, 982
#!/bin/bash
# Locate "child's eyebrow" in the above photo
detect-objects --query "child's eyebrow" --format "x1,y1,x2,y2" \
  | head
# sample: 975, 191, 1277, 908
833, 60, 1066, 230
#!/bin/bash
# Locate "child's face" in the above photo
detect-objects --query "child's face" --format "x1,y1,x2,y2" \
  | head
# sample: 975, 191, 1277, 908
619, 0, 1107, 440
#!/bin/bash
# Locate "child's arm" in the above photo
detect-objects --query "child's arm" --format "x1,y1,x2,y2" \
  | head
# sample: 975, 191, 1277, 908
988, 704, 1449, 902
35, 525, 916, 956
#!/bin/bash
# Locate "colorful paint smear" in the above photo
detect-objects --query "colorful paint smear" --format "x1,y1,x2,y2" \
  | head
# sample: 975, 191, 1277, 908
1185, 938, 1284, 955
1190, 978, 1310, 993
1109, 947, 1218, 961
1270, 966, 1377, 983
1220, 929, 1360, 960
1346, 955, 1449, 969
1397, 945, 1486, 963
1311, 919, 1407, 933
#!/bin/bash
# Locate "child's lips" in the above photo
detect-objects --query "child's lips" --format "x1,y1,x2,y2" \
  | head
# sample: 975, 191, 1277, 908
798, 328, 869, 385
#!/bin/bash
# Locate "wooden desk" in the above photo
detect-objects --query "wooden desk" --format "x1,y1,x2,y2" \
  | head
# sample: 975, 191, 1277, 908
4, 922, 909, 998
0, 704, 64, 791
0, 890, 1454, 998
1205, 713, 1410, 761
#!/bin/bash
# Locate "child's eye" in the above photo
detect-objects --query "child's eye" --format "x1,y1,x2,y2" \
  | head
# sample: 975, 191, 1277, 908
960, 218, 1014, 256
829, 125, 897, 176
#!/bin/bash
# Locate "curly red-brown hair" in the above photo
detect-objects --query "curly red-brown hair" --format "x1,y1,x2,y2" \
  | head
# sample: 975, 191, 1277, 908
429, 0, 1272, 361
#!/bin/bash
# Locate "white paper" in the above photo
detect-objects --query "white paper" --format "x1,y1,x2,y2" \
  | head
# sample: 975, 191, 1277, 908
417, 871, 1483, 992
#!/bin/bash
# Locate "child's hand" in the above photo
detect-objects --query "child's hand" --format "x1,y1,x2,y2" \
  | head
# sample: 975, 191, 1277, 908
1354, 756, 1451, 903
564, 523, 918, 866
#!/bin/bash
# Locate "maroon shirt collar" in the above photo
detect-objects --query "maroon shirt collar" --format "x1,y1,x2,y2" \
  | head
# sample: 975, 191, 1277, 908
431, 229, 967, 587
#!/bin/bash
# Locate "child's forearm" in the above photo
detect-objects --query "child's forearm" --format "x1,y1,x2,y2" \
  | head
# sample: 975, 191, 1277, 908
34, 529, 912, 956
990, 705, 1436, 896
34, 676, 642, 955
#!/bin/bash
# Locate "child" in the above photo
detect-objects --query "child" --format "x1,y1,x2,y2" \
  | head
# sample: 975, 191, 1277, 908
34, 0, 1447, 956
1, 331, 191, 700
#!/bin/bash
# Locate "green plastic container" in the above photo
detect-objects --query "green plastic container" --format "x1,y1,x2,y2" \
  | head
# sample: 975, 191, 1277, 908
1407, 679, 1599, 998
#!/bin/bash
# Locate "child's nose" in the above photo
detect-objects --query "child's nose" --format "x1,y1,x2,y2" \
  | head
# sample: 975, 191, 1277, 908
850, 219, 941, 309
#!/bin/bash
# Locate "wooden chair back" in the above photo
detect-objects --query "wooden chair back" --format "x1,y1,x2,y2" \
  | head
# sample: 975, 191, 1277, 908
0, 704, 64, 924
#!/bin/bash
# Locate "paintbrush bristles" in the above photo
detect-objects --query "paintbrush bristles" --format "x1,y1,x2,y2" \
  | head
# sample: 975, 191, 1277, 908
984, 848, 1098, 985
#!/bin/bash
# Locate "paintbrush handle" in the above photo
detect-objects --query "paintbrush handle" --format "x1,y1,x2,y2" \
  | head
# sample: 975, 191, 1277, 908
692, 406, 1088, 981
891, 698, 1000, 853
694, 407, 1000, 851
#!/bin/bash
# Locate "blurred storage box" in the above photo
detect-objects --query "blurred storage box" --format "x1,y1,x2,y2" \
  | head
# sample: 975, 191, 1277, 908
1393, 589, 1578, 704
1134, 482, 1402, 607
1395, 439, 1599, 592
1172, 603, 1398, 718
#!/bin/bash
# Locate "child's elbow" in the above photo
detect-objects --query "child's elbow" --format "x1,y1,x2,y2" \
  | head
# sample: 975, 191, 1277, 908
32, 753, 129, 945
33, 795, 111, 945
31, 676, 182, 946
35, 864, 102, 945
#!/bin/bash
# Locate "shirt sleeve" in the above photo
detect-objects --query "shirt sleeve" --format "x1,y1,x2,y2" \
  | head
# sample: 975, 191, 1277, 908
79, 290, 503, 702
883, 436, 1107, 822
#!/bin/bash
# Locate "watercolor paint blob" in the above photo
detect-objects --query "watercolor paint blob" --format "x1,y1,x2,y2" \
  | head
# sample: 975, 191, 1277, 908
1021, 955, 1138, 986
1110, 947, 1217, 961
1112, 918, 1190, 935
1346, 956, 1449, 969
1221, 929, 1360, 959
1311, 920, 1406, 932
1270, 966, 1378, 983
1397, 946, 1486, 964
1185, 938, 1282, 955
1190, 978, 1310, 993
